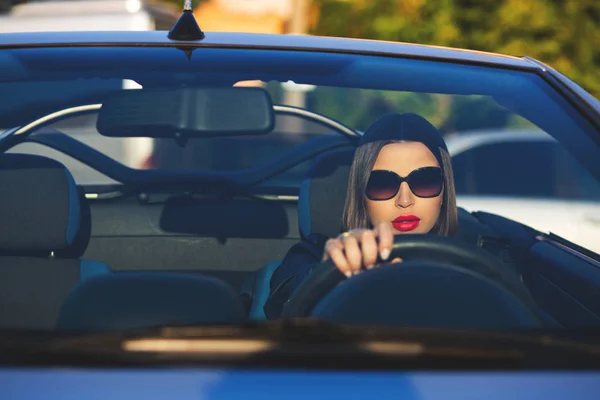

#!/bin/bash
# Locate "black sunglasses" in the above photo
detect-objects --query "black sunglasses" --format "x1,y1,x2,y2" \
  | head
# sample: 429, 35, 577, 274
365, 167, 443, 200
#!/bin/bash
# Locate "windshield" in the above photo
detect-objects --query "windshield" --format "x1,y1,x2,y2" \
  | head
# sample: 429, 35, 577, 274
1, 44, 599, 334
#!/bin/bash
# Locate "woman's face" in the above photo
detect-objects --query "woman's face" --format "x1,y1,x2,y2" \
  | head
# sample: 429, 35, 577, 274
366, 142, 443, 234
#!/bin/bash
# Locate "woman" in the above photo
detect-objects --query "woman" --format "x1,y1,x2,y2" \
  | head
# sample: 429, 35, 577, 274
263, 112, 458, 319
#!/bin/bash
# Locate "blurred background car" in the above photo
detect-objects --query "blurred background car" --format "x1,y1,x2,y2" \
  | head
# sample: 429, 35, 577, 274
0, 0, 180, 171
0, 0, 179, 32
449, 130, 600, 253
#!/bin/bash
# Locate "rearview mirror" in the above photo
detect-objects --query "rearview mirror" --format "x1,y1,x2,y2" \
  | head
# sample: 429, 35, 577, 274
97, 87, 275, 138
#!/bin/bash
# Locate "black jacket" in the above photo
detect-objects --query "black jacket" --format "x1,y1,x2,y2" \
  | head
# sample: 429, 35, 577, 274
263, 233, 328, 319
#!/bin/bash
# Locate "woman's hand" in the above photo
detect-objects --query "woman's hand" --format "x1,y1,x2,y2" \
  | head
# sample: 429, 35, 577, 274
322, 221, 402, 278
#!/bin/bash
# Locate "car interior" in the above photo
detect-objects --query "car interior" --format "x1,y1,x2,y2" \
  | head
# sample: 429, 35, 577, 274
1, 83, 600, 333
1, 138, 598, 332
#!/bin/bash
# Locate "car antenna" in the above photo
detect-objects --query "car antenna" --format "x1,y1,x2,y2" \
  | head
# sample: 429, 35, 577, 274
168, 0, 205, 42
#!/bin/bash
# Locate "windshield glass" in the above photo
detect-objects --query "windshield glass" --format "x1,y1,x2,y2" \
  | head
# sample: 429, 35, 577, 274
1, 45, 599, 333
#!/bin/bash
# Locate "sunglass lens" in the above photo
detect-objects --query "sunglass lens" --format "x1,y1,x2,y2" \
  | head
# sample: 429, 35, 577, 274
409, 168, 443, 198
366, 170, 399, 200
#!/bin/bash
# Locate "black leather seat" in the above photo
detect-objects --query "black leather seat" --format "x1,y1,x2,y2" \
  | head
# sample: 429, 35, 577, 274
0, 154, 111, 329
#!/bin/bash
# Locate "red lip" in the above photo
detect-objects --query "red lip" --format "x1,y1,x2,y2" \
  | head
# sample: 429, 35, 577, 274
392, 215, 420, 232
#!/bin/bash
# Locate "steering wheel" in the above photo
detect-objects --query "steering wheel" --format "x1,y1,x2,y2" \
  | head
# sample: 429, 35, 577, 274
281, 235, 542, 328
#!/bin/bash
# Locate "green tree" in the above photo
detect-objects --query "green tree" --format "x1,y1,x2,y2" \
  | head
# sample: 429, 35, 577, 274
309, 0, 599, 131
311, 0, 600, 98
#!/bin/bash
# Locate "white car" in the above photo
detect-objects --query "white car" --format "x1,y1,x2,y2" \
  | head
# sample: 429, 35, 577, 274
448, 130, 600, 253
0, 0, 179, 174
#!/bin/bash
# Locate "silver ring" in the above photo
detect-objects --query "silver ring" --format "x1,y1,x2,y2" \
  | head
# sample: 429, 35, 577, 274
338, 229, 362, 239
338, 232, 352, 239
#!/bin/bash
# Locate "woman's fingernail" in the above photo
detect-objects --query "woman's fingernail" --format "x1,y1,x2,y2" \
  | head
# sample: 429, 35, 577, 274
344, 271, 352, 278
367, 264, 375, 270
381, 249, 390, 261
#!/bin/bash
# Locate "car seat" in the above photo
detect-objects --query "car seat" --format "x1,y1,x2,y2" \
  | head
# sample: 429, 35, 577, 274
0, 153, 111, 329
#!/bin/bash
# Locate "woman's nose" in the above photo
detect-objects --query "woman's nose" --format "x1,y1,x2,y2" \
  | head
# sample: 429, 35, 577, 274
395, 182, 415, 208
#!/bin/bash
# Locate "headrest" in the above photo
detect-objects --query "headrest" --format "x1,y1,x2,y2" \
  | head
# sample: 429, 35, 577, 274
0, 153, 81, 253
299, 149, 355, 239
56, 273, 246, 331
